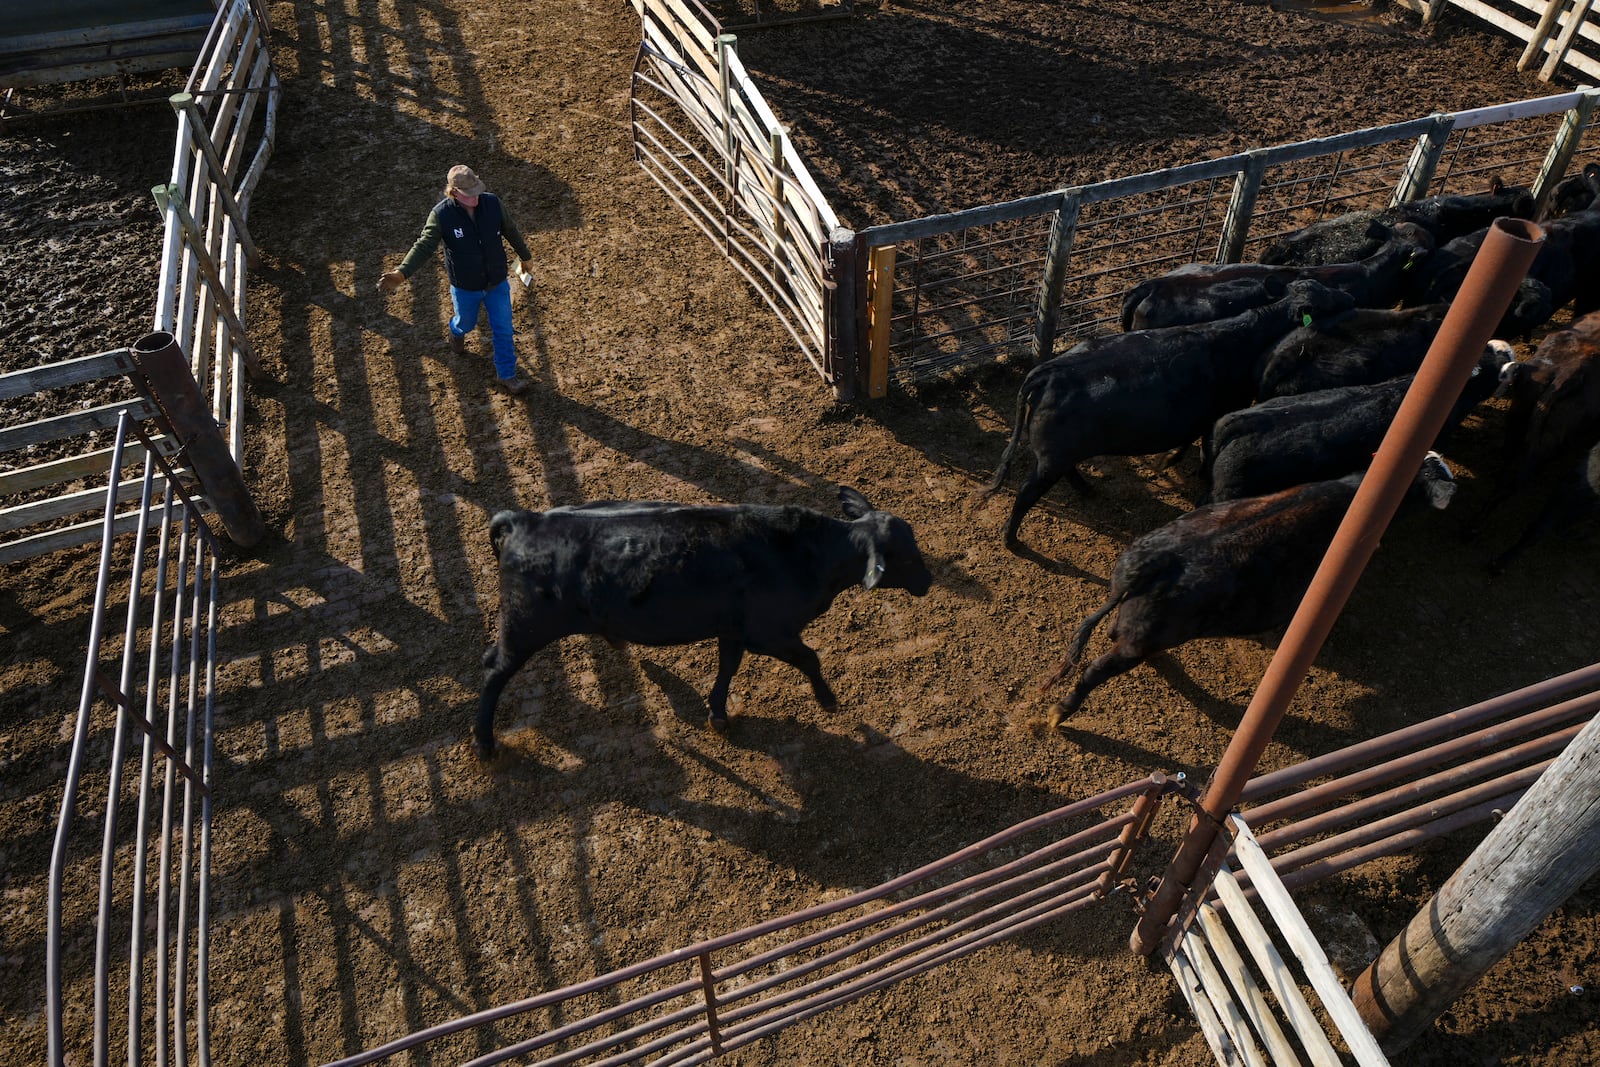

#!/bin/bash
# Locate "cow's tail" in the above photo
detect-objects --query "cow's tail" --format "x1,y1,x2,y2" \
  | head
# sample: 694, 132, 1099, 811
1040, 587, 1126, 693
982, 379, 1038, 499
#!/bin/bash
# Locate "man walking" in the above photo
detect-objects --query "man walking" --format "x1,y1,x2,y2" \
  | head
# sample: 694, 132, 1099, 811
379, 165, 535, 395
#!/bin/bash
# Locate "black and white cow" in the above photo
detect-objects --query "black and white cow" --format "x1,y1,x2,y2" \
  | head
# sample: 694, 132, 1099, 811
475, 487, 933, 758
1040, 455, 1457, 726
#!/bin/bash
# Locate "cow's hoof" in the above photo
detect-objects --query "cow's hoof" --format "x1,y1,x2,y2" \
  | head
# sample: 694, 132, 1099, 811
1046, 705, 1072, 731
708, 716, 729, 734
473, 736, 497, 761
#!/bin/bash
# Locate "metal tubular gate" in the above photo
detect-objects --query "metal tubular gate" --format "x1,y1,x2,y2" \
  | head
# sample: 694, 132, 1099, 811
855, 88, 1600, 385
317, 775, 1178, 1067
628, 0, 844, 392
46, 410, 224, 1067
1, 0, 276, 563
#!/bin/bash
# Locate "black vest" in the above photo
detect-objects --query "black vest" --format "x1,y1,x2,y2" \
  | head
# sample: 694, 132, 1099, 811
435, 193, 508, 292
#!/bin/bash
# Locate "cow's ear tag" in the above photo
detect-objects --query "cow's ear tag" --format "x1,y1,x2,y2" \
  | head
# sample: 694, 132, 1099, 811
862, 557, 885, 590
1302, 313, 1313, 327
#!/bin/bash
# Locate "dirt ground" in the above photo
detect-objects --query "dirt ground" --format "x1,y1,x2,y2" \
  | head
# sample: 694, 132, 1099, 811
5, 1, 1600, 1064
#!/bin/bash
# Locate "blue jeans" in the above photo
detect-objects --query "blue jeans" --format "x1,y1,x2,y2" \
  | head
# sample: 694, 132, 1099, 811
449, 279, 516, 379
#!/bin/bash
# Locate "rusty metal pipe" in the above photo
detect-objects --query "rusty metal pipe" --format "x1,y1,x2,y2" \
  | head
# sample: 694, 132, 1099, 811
1132, 216, 1545, 956
131, 331, 265, 549
1243, 695, 1596, 828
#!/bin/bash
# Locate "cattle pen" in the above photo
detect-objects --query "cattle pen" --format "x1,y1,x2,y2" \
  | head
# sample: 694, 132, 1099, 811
11, 2, 1600, 1066
630, 0, 1600, 395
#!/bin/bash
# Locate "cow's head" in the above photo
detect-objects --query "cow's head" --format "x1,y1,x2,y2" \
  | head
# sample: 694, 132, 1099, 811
839, 486, 934, 596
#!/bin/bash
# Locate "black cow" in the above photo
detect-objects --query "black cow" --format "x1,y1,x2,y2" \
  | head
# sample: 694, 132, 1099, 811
1120, 222, 1431, 332
1255, 302, 1452, 400
1548, 162, 1600, 218
1488, 441, 1600, 574
475, 487, 933, 758
1040, 455, 1457, 726
987, 280, 1355, 546
1258, 178, 1536, 266
1406, 209, 1600, 337
1208, 341, 1511, 502
1402, 226, 1557, 339
1475, 310, 1600, 528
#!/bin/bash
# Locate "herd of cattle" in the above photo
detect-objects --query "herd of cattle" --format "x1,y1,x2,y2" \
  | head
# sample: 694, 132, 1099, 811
469, 172, 1600, 758
993, 171, 1600, 724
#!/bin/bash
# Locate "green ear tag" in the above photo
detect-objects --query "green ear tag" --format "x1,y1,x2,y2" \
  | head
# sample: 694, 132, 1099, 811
1302, 313, 1313, 327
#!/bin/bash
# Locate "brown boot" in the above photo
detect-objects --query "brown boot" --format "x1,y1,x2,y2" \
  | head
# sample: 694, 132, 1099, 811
494, 373, 529, 396
448, 331, 466, 355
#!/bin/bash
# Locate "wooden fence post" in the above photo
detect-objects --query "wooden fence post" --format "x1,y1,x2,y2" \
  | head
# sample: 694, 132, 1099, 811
828, 228, 860, 402
1216, 150, 1268, 264
1351, 708, 1600, 1052
1519, 0, 1569, 70
1539, 0, 1597, 81
864, 244, 896, 399
1030, 192, 1082, 365
130, 331, 265, 549
1531, 88, 1600, 215
1393, 114, 1454, 205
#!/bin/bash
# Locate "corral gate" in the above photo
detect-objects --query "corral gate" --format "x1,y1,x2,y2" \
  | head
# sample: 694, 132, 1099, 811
0, 0, 278, 563
627, 0, 850, 394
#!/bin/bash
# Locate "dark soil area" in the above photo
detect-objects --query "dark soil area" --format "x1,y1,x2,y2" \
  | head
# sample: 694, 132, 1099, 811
4, 2, 1599, 1065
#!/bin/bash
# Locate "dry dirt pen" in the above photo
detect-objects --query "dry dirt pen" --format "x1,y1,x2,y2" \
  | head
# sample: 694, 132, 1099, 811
9, 6, 1600, 1067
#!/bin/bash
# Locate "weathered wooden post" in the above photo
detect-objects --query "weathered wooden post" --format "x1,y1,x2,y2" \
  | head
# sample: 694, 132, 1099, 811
1393, 114, 1454, 206
1215, 151, 1267, 264
1352, 708, 1600, 1051
1030, 192, 1082, 365
1519, 0, 1570, 71
130, 331, 265, 548
1530, 88, 1600, 215
1538, 0, 1598, 81
864, 244, 896, 400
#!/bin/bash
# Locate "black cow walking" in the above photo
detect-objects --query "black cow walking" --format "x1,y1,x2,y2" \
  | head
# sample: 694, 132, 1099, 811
475, 487, 934, 758
1040, 455, 1457, 727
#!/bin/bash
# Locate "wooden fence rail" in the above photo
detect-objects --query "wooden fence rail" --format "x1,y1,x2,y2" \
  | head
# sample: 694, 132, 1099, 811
1, 0, 277, 563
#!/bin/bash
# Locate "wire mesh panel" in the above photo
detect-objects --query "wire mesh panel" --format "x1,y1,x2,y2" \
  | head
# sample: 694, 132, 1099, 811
879, 211, 1054, 382
1239, 136, 1427, 264
1053, 178, 1240, 348
316, 776, 1175, 1067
